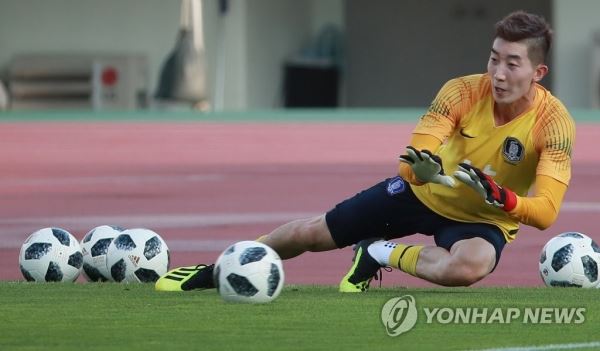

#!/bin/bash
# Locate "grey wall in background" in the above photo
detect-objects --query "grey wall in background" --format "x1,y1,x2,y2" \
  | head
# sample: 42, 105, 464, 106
0, 0, 180, 96
553, 0, 600, 109
344, 0, 552, 107
0, 0, 596, 109
0, 0, 341, 110
245, 1, 311, 109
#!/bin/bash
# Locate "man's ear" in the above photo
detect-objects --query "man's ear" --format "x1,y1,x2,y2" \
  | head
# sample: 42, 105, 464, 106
533, 64, 549, 82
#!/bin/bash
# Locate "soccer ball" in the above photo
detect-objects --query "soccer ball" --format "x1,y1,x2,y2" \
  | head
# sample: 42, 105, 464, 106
539, 232, 600, 288
19, 227, 83, 282
105, 228, 170, 283
81, 225, 124, 282
213, 241, 284, 303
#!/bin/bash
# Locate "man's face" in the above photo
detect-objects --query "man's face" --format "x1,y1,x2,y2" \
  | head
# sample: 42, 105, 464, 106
487, 38, 543, 104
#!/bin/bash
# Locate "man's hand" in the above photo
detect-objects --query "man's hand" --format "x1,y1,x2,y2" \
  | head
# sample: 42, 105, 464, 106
399, 146, 455, 188
453, 163, 517, 211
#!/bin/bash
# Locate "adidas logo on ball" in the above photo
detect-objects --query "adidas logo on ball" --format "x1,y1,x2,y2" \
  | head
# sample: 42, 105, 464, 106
128, 255, 141, 267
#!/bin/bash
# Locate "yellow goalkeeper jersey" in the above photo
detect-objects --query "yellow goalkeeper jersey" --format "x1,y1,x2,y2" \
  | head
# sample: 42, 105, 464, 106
411, 74, 575, 242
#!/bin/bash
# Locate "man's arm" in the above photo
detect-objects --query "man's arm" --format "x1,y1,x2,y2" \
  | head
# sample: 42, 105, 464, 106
455, 165, 567, 230
515, 99, 574, 229
508, 175, 567, 230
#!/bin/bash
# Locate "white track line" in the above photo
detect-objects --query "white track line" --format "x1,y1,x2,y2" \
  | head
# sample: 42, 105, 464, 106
0, 200, 599, 250
561, 202, 600, 211
0, 174, 222, 186
466, 341, 600, 351
167, 239, 241, 251
0, 212, 316, 232
0, 238, 238, 251
0, 212, 318, 249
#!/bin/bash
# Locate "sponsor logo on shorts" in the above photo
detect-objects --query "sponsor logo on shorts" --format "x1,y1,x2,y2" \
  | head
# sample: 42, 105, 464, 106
387, 177, 405, 196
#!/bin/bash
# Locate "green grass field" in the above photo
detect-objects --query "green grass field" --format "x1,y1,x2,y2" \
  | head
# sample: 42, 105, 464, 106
0, 283, 598, 351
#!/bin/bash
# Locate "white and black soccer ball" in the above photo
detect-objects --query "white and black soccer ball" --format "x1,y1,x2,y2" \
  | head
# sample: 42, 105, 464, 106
105, 228, 170, 283
19, 228, 83, 282
213, 241, 284, 303
80, 225, 124, 282
539, 232, 600, 288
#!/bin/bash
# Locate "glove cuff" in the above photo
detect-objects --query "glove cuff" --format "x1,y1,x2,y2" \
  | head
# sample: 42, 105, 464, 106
398, 162, 426, 186
502, 187, 517, 212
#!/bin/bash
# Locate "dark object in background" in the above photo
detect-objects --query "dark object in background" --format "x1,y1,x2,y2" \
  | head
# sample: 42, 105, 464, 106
0, 79, 7, 110
155, 0, 206, 103
283, 24, 342, 108
284, 62, 339, 108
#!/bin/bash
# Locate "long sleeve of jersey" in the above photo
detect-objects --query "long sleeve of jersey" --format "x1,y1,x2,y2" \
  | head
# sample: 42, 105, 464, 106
509, 175, 567, 230
515, 98, 574, 229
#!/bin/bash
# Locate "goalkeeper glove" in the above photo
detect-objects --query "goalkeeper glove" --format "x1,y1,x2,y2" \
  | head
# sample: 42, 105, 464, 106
399, 146, 455, 188
453, 163, 517, 211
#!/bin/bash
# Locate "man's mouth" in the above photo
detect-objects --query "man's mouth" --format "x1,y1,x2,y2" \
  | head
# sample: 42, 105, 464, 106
494, 86, 508, 94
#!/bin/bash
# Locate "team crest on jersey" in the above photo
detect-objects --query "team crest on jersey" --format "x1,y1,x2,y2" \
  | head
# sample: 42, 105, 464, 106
387, 176, 406, 196
502, 137, 524, 164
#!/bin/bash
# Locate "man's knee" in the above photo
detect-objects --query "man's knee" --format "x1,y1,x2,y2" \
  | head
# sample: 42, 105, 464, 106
443, 260, 490, 286
440, 238, 496, 286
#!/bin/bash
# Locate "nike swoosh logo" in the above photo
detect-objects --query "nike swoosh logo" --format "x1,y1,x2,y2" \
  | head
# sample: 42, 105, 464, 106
459, 128, 475, 138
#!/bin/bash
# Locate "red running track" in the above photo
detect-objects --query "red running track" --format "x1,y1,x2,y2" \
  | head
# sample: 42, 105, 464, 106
1, 121, 599, 287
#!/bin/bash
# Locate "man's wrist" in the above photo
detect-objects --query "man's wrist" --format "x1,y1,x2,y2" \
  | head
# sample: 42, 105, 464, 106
502, 188, 517, 212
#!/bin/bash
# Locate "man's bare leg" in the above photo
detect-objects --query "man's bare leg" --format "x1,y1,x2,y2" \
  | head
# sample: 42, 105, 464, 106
414, 238, 496, 286
260, 214, 338, 259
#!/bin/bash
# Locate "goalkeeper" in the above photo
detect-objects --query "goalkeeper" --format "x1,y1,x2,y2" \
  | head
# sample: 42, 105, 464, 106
333, 10, 574, 290
156, 10, 575, 292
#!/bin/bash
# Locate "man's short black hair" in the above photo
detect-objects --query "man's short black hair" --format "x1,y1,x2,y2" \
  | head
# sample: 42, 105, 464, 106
495, 11, 553, 64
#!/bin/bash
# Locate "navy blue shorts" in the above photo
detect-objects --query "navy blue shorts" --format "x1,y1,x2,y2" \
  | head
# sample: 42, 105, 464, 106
325, 176, 507, 266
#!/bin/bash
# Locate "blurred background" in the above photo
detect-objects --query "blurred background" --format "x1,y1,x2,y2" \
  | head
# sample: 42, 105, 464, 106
1, 0, 599, 289
0, 0, 598, 112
